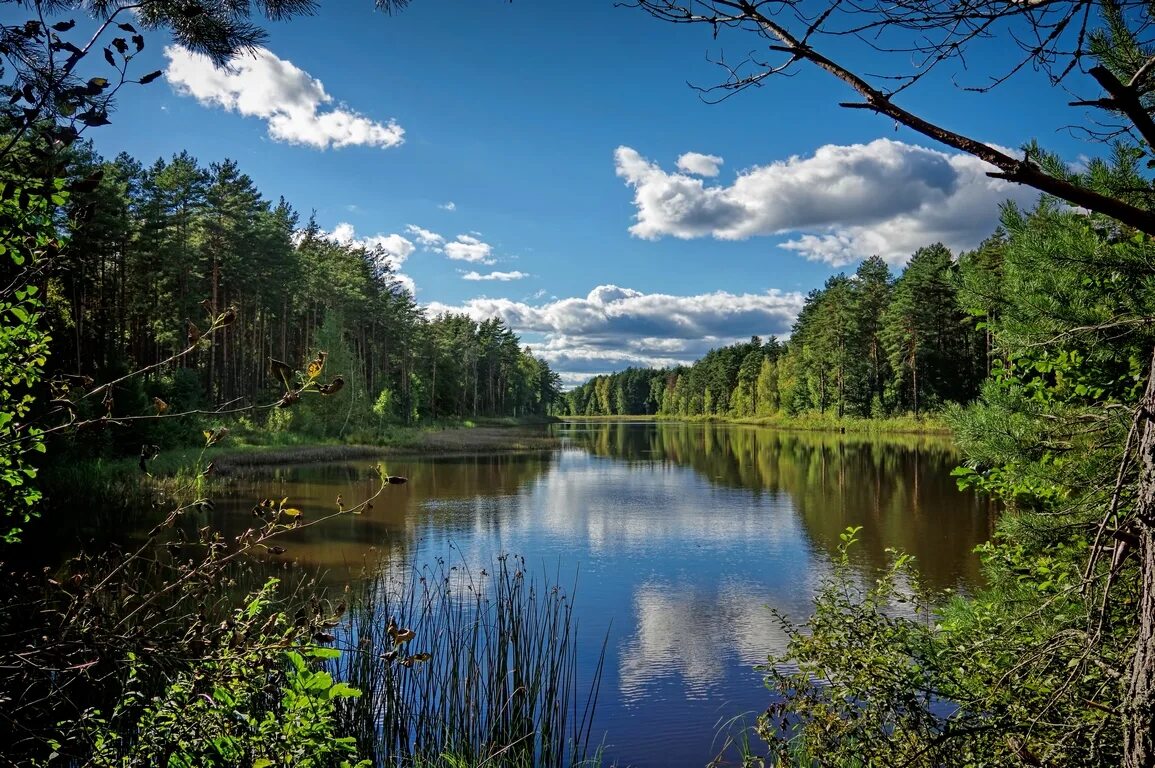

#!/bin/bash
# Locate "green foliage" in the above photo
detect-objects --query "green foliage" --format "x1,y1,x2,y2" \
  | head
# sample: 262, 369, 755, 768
86, 581, 369, 768
0, 181, 61, 542
750, 198, 1152, 767
757, 530, 1121, 767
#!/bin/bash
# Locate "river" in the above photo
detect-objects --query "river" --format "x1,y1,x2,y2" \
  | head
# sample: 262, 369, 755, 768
203, 420, 994, 767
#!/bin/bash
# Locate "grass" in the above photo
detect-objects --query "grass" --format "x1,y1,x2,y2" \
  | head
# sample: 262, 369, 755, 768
560, 412, 951, 435
330, 554, 605, 768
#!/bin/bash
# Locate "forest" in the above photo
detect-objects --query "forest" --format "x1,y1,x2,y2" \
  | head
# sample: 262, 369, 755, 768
39, 144, 560, 457
562, 244, 991, 420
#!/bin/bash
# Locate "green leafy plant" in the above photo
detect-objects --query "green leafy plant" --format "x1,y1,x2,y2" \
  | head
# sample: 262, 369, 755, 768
84, 580, 370, 768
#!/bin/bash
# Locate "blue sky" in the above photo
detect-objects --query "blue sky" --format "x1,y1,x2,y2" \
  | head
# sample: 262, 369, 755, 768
23, 1, 1099, 386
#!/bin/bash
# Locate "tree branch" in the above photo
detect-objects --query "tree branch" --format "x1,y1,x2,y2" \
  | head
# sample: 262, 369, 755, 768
754, 24, 1155, 235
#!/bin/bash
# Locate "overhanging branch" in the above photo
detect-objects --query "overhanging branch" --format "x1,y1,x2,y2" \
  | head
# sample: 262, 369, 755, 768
754, 21, 1155, 235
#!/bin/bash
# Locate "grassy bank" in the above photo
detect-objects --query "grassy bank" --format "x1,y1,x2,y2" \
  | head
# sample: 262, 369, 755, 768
33, 417, 560, 541
210, 416, 560, 472
560, 412, 951, 435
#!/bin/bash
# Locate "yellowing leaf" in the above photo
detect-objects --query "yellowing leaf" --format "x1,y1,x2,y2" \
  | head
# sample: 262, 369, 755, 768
281, 507, 302, 517
307, 351, 327, 379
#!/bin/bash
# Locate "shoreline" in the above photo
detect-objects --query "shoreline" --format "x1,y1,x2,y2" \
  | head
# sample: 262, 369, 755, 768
558, 413, 952, 436
212, 424, 561, 472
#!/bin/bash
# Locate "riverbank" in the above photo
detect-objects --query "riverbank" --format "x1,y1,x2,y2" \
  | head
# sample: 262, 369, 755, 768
560, 412, 952, 435
212, 422, 560, 474
35, 417, 561, 524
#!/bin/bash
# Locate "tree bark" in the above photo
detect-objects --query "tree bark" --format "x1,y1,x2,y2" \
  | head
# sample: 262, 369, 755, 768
1126, 346, 1155, 768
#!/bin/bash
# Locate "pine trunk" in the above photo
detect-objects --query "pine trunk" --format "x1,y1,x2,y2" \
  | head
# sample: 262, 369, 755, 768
1126, 347, 1155, 768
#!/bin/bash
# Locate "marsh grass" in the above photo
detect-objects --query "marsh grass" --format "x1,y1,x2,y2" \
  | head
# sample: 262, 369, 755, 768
331, 554, 605, 767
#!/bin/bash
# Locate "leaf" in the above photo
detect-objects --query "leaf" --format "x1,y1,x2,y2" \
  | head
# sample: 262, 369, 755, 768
328, 682, 361, 699
104, 47, 116, 67
77, 109, 111, 127
307, 646, 342, 660
87, 77, 109, 91
254, 760, 274, 768
52, 20, 76, 32
270, 357, 294, 390
280, 507, 302, 517
139, 70, 163, 85
307, 351, 327, 380
117, 22, 138, 33
132, 34, 144, 52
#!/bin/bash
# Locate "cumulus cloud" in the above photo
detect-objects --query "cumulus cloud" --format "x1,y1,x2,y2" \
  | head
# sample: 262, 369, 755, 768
443, 234, 496, 264
615, 139, 1039, 266
462, 270, 529, 281
165, 45, 404, 150
676, 151, 723, 177
426, 284, 803, 378
324, 222, 415, 293
405, 226, 502, 266
405, 224, 445, 248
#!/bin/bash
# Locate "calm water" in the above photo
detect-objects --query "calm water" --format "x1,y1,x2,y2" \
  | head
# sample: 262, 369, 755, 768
206, 421, 994, 768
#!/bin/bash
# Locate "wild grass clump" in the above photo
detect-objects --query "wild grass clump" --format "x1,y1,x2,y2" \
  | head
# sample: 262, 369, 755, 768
332, 554, 605, 768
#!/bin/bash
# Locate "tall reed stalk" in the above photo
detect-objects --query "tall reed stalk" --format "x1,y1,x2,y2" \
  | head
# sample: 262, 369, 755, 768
332, 554, 605, 767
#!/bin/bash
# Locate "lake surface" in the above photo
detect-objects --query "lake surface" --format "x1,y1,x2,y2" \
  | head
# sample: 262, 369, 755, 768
208, 421, 994, 768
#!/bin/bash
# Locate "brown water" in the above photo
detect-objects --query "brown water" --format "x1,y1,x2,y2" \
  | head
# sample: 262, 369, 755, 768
199, 421, 994, 767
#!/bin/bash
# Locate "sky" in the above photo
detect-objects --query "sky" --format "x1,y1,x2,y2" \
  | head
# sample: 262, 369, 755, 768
12, 1, 1103, 387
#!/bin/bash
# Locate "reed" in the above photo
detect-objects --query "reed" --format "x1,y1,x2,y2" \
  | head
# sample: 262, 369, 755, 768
332, 555, 605, 768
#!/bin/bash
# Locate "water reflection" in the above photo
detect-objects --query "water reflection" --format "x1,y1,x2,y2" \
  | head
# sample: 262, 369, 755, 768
620, 577, 797, 703
190, 422, 991, 768
198, 452, 557, 578
560, 421, 994, 589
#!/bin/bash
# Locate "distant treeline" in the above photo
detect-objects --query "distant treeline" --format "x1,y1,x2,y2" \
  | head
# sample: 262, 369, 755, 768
561, 245, 997, 418
47, 145, 559, 451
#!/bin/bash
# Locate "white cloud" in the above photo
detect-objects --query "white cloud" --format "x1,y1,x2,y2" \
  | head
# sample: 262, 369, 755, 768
405, 224, 445, 248
676, 151, 723, 177
405, 227, 500, 267
323, 222, 415, 293
426, 284, 803, 377
439, 201, 457, 211
615, 139, 1039, 266
164, 45, 404, 150
443, 234, 496, 264
462, 270, 529, 281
